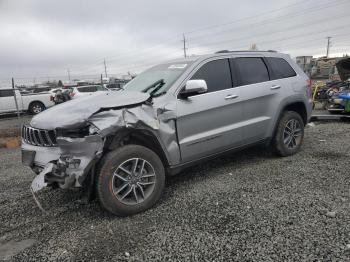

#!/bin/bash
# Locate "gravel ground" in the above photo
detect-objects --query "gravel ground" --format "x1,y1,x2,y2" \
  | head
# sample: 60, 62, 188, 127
0, 115, 32, 137
0, 122, 350, 261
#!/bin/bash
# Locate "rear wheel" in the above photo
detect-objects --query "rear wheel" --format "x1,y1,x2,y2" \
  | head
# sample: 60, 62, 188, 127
272, 111, 304, 156
97, 145, 165, 216
29, 102, 45, 114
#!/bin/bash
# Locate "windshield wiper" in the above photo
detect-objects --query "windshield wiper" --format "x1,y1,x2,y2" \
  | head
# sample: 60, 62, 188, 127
141, 79, 165, 97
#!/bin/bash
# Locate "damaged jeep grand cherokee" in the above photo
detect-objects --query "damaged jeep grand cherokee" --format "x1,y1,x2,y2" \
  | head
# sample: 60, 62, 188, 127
22, 51, 313, 216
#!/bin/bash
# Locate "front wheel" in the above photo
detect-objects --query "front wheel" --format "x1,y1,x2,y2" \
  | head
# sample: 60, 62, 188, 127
97, 145, 165, 216
272, 111, 304, 156
29, 102, 45, 114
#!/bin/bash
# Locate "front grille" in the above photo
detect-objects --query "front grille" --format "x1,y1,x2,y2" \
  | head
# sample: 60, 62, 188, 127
22, 125, 57, 147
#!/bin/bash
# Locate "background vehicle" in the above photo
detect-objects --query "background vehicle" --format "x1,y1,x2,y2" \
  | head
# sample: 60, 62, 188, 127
69, 85, 108, 99
49, 88, 72, 105
22, 51, 312, 216
0, 88, 54, 114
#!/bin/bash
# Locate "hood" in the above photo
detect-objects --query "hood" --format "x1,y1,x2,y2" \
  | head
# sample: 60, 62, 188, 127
336, 57, 350, 81
30, 91, 150, 130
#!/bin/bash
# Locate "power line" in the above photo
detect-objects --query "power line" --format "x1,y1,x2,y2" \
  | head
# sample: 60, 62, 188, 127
189, 22, 350, 53
187, 0, 347, 42
95, 13, 349, 74
61, 0, 347, 76
184, 0, 316, 35
64, 0, 333, 72
188, 11, 349, 50
105, 0, 348, 70
269, 33, 350, 51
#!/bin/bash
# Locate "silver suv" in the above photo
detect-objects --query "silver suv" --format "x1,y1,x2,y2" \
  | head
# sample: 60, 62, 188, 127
22, 51, 313, 216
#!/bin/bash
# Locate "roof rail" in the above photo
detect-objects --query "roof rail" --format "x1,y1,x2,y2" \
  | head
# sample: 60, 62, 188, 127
215, 50, 230, 54
215, 50, 277, 54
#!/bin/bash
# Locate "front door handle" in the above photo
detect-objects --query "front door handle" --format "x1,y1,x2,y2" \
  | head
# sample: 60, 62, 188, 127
271, 85, 281, 90
225, 94, 239, 100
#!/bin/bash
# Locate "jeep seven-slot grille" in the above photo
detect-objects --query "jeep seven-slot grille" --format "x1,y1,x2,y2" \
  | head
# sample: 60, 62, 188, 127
22, 125, 57, 147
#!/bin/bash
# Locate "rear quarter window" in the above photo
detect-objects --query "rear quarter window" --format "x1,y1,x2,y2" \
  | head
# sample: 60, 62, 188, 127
266, 57, 297, 79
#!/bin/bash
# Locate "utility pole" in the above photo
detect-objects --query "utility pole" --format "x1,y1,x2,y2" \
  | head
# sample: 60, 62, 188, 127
182, 34, 187, 58
67, 69, 71, 81
103, 58, 108, 78
12, 78, 20, 119
326, 36, 332, 58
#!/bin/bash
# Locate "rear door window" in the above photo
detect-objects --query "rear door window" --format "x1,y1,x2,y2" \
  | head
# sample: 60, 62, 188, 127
233, 57, 269, 86
190, 59, 232, 93
266, 57, 297, 79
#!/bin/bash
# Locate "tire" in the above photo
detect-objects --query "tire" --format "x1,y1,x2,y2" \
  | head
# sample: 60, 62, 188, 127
272, 111, 304, 157
29, 101, 45, 114
97, 145, 165, 216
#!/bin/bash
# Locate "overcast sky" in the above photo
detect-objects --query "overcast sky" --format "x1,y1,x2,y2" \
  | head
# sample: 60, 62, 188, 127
0, 0, 349, 83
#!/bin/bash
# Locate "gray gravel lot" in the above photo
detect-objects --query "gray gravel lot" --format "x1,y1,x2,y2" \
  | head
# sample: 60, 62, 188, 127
0, 122, 350, 261
0, 115, 31, 137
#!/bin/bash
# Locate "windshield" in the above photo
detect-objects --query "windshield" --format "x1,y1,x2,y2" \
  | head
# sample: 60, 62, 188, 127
123, 62, 190, 96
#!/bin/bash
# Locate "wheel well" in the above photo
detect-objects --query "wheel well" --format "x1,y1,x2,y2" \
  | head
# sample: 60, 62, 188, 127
106, 129, 170, 169
28, 100, 45, 110
283, 102, 307, 125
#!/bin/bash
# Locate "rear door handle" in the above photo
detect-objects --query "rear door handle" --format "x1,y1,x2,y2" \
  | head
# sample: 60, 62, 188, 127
270, 85, 281, 90
225, 94, 239, 100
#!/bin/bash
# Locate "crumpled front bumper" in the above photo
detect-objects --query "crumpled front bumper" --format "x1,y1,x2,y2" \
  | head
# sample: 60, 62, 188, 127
22, 135, 104, 192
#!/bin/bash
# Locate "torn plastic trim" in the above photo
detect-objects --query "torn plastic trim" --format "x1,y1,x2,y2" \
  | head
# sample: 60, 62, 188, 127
30, 134, 105, 194
54, 135, 104, 187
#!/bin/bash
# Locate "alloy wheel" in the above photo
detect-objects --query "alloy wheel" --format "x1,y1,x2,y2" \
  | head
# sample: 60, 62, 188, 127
112, 158, 156, 205
32, 105, 43, 114
283, 119, 302, 149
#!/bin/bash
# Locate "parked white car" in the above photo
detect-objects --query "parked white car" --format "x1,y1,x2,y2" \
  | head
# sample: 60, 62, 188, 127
69, 85, 108, 99
0, 88, 55, 114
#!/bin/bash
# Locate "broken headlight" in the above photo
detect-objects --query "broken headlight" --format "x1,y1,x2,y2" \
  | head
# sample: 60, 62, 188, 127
88, 123, 99, 135
56, 123, 99, 138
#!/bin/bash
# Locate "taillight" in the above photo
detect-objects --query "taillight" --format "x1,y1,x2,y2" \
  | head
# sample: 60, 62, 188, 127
307, 79, 314, 103
306, 79, 312, 90
70, 92, 75, 97
50, 95, 54, 101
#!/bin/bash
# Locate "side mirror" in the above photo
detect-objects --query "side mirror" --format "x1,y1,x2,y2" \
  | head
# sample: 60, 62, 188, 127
179, 79, 208, 99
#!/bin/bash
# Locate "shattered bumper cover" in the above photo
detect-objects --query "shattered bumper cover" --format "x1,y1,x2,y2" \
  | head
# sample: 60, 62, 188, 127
22, 134, 104, 191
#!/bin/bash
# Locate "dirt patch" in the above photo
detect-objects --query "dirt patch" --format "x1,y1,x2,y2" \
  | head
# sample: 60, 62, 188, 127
0, 128, 20, 139
0, 137, 21, 149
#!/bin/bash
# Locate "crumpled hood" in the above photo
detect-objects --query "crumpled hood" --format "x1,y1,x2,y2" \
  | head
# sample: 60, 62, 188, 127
30, 91, 150, 130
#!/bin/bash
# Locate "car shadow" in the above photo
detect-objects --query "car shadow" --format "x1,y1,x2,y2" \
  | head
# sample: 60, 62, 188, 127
166, 144, 274, 186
